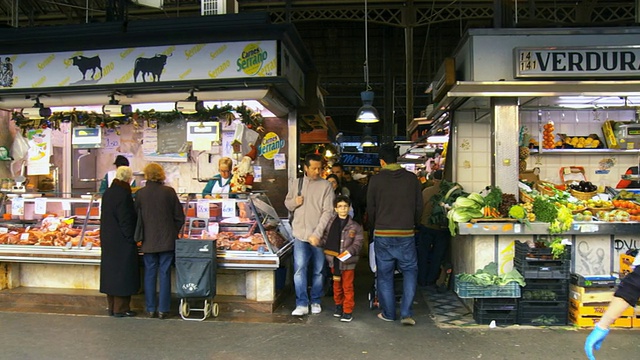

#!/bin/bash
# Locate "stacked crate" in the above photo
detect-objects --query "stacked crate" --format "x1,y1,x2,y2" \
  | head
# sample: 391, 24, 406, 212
569, 274, 633, 328
514, 241, 570, 326
454, 275, 521, 325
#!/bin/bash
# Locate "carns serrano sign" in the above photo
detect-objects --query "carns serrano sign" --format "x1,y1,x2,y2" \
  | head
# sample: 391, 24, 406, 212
515, 47, 640, 78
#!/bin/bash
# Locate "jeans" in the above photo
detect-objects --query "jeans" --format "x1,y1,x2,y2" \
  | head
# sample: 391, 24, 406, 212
143, 251, 174, 313
416, 225, 449, 286
374, 236, 418, 320
293, 238, 326, 307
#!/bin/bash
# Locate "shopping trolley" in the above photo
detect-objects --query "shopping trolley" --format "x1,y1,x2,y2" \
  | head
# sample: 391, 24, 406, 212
175, 218, 218, 321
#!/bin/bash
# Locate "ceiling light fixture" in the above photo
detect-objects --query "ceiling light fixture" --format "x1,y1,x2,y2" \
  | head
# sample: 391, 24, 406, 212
356, 0, 380, 124
102, 94, 132, 117
176, 89, 204, 114
361, 126, 376, 147
21, 97, 51, 119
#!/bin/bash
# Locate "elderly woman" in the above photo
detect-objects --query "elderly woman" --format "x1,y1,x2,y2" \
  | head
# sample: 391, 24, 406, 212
135, 163, 185, 319
202, 157, 233, 198
99, 166, 139, 317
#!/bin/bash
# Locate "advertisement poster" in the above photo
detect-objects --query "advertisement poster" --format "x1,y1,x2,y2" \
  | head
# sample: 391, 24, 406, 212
26, 128, 52, 175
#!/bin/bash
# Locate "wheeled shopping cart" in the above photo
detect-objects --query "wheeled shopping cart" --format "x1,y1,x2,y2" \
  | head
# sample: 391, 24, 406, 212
175, 218, 219, 321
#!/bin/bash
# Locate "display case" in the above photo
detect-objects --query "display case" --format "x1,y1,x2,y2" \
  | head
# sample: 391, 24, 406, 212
183, 192, 293, 270
0, 193, 102, 264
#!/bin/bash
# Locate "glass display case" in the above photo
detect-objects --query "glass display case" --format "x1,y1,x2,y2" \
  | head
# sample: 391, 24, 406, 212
182, 192, 293, 270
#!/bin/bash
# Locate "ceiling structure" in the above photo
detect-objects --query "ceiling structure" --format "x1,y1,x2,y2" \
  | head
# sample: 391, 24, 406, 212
0, 0, 637, 140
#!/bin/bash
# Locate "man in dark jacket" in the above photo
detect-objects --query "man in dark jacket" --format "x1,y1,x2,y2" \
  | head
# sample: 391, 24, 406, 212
367, 144, 422, 325
135, 163, 185, 319
99, 166, 139, 317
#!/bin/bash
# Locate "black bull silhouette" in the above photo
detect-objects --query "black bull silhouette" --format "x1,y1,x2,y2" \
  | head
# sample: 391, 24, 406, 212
134, 54, 171, 82
69, 55, 102, 80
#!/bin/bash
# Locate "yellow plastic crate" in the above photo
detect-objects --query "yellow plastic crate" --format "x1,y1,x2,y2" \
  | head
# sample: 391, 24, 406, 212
569, 306, 633, 328
570, 285, 615, 304
569, 299, 634, 317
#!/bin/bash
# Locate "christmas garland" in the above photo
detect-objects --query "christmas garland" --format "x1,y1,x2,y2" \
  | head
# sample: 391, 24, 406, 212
11, 104, 265, 134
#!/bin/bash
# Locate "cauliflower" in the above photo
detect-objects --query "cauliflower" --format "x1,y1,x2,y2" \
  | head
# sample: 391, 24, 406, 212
508, 205, 526, 220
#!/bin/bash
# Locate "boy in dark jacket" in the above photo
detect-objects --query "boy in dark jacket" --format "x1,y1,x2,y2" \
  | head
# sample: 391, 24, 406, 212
320, 195, 364, 322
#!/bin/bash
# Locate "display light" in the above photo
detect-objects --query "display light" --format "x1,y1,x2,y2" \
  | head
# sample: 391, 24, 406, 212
176, 90, 204, 114
21, 97, 51, 119
102, 95, 132, 117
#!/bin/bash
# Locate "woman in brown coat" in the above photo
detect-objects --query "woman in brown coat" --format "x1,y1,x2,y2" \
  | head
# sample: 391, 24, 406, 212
99, 166, 139, 317
135, 163, 185, 319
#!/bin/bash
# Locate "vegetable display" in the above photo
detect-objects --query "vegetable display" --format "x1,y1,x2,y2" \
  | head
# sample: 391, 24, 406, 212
456, 262, 526, 287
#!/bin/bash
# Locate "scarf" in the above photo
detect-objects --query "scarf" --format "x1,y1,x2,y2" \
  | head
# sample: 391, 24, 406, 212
324, 216, 348, 280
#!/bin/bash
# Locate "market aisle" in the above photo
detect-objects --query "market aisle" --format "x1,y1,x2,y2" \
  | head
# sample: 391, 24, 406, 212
0, 304, 637, 359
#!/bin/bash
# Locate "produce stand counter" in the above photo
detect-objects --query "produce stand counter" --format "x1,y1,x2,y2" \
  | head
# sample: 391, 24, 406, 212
452, 221, 640, 282
0, 193, 294, 312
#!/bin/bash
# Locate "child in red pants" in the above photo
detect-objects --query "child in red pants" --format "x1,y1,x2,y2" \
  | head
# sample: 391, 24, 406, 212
320, 195, 364, 322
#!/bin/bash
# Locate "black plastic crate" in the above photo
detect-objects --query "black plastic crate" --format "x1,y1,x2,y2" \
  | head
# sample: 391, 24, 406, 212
517, 300, 568, 326
473, 307, 517, 325
514, 257, 571, 279
474, 298, 518, 311
521, 279, 569, 302
515, 240, 571, 261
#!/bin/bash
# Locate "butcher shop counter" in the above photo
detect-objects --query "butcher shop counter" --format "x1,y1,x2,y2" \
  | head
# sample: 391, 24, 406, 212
0, 193, 293, 312
452, 220, 640, 280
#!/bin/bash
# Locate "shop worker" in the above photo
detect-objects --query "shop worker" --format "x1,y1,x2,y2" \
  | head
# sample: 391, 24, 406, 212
585, 264, 640, 359
367, 143, 422, 326
202, 157, 233, 198
99, 155, 136, 194
285, 153, 335, 316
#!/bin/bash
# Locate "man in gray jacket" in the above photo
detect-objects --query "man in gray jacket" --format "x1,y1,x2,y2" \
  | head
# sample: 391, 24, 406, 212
285, 153, 335, 316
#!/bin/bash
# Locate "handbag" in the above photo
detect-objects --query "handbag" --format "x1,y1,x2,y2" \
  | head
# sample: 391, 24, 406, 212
134, 208, 144, 243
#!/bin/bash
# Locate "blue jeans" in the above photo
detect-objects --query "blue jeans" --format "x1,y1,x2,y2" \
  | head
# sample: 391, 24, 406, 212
293, 238, 325, 307
143, 251, 174, 313
416, 225, 449, 286
374, 236, 418, 320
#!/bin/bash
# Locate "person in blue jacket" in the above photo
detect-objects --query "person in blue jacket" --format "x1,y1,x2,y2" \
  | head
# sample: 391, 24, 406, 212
202, 157, 233, 199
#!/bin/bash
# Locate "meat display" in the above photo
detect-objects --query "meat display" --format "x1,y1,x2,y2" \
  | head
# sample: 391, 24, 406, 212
0, 219, 101, 247
200, 229, 287, 252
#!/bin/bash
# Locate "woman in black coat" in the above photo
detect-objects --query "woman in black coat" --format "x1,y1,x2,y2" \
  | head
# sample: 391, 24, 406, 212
99, 166, 139, 317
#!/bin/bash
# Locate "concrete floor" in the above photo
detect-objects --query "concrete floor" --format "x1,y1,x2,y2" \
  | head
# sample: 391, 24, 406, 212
1, 261, 639, 359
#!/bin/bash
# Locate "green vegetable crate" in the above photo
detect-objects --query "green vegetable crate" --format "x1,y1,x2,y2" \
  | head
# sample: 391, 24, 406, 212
454, 275, 521, 298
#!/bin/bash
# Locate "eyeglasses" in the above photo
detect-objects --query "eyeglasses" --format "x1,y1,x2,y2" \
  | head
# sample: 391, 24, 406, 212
336, 204, 350, 208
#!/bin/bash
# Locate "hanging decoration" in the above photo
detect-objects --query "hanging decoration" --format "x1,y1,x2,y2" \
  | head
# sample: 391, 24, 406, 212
11, 104, 265, 135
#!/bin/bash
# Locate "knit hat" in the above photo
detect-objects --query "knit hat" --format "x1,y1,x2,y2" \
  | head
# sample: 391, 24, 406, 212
114, 155, 129, 167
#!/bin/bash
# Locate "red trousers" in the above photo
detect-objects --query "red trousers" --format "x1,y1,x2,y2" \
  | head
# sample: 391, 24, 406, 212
332, 268, 355, 314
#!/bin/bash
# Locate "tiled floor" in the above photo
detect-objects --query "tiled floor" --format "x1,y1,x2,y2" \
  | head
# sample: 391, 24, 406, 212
420, 287, 477, 327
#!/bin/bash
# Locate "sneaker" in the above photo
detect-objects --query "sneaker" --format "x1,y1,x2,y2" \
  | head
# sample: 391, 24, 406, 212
377, 312, 394, 322
311, 303, 322, 314
333, 305, 343, 318
340, 313, 353, 322
291, 306, 309, 316
401, 317, 416, 326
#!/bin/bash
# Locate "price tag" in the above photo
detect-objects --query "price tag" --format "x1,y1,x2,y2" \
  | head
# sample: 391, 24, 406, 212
62, 201, 71, 211
196, 199, 210, 218
34, 197, 47, 215
221, 200, 236, 218
514, 224, 521, 233
207, 222, 219, 235
20, 232, 29, 240
11, 197, 24, 216
0, 227, 7, 234
580, 224, 599, 233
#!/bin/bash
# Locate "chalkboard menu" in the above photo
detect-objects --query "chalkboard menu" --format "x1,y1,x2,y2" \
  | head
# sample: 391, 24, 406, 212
157, 119, 188, 154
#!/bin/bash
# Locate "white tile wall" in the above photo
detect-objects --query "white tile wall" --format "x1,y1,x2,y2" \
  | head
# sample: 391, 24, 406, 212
455, 115, 492, 192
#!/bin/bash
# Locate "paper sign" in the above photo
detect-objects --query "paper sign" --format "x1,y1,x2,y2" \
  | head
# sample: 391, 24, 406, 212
101, 128, 120, 152
11, 197, 24, 215
0, 227, 7, 234
192, 138, 212, 151
34, 197, 47, 215
62, 201, 71, 211
580, 224, 599, 233
221, 200, 236, 218
337, 251, 352, 262
20, 233, 29, 240
273, 153, 286, 170
208, 222, 219, 235
514, 224, 521, 233
197, 199, 210, 218
253, 166, 262, 183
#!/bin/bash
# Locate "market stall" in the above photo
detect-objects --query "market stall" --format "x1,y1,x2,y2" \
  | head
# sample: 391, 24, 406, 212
0, 14, 317, 313
419, 27, 640, 326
